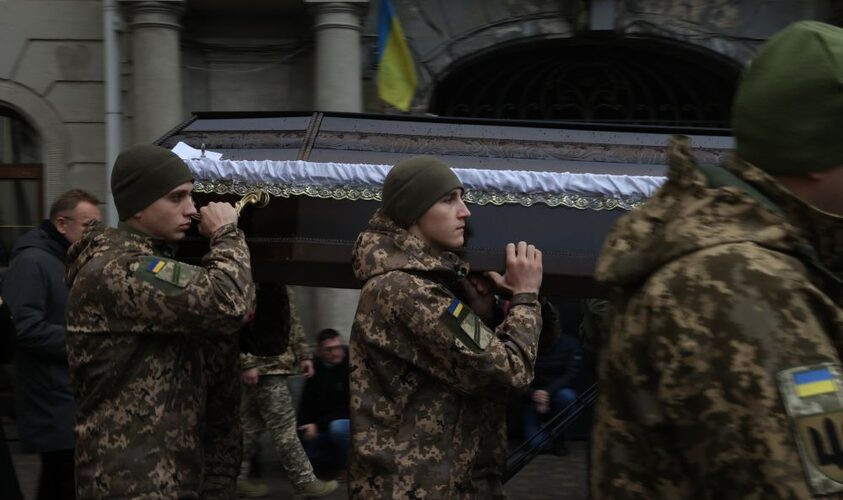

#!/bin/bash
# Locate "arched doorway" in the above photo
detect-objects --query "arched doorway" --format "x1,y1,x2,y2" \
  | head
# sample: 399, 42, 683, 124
430, 37, 741, 127
0, 107, 42, 267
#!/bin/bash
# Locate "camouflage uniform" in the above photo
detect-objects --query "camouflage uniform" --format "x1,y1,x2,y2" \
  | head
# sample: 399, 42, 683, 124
65, 222, 255, 499
240, 286, 317, 487
349, 210, 542, 499
591, 137, 843, 498
202, 334, 242, 499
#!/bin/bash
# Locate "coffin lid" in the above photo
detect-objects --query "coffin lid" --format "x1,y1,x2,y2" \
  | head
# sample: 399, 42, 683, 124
157, 111, 734, 296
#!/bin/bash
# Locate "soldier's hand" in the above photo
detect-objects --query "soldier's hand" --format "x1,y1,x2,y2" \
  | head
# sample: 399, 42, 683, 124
300, 359, 315, 378
487, 241, 543, 295
456, 273, 496, 327
241, 367, 259, 385
298, 423, 318, 441
199, 202, 237, 237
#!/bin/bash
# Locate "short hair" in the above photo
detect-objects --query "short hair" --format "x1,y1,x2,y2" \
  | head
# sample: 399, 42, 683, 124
317, 328, 341, 344
49, 189, 100, 221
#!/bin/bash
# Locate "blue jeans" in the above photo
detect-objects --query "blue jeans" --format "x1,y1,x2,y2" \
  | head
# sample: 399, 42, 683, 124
302, 419, 350, 470
523, 388, 577, 451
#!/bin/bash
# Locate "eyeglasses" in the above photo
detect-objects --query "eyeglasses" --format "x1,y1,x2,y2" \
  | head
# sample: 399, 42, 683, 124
60, 216, 97, 228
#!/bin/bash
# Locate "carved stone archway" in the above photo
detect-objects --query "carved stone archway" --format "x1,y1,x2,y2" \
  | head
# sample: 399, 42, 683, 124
0, 79, 69, 213
430, 36, 741, 127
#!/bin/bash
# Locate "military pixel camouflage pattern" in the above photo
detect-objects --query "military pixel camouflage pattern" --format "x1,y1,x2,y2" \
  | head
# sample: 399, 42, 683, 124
592, 137, 843, 499
239, 284, 316, 487
349, 210, 542, 499
240, 285, 311, 375
65, 221, 255, 499
202, 334, 242, 499
241, 375, 316, 487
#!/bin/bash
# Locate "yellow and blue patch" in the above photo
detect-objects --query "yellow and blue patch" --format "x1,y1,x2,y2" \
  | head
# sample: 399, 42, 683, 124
147, 258, 166, 274
794, 368, 837, 398
447, 299, 464, 318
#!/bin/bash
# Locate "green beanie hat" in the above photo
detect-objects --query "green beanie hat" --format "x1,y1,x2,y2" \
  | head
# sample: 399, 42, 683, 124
382, 155, 463, 227
111, 144, 194, 220
733, 21, 843, 175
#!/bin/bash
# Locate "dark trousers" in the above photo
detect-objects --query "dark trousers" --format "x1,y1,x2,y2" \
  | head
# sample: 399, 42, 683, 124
0, 422, 22, 500
38, 448, 75, 500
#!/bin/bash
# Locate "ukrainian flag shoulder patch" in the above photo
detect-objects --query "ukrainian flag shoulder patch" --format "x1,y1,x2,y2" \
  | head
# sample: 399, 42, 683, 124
447, 298, 464, 319
794, 368, 837, 398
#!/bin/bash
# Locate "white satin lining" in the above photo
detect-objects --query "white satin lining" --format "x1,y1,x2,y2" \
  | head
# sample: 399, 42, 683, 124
182, 158, 665, 200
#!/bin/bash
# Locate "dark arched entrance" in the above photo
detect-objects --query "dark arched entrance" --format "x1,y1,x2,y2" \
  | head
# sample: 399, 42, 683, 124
430, 37, 741, 127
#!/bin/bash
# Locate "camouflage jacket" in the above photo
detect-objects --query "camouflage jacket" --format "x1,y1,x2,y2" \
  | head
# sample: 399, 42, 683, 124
240, 285, 312, 375
592, 137, 843, 499
349, 210, 542, 499
65, 222, 255, 499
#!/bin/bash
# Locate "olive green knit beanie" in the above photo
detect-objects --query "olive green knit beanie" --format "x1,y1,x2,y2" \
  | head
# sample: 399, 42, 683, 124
733, 21, 843, 175
111, 144, 194, 220
382, 156, 463, 227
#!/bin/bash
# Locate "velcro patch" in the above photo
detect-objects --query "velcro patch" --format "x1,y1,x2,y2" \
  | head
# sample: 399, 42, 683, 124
442, 298, 494, 353
778, 363, 843, 495
135, 256, 199, 293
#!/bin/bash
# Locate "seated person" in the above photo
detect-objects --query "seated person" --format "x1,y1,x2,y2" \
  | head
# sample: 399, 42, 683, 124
522, 329, 582, 455
297, 328, 350, 472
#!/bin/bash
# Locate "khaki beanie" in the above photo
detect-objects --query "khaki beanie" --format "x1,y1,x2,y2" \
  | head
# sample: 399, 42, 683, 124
733, 21, 843, 174
111, 144, 194, 221
382, 156, 463, 227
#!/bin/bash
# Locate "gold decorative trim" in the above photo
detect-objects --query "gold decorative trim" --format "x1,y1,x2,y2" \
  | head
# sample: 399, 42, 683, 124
193, 179, 646, 211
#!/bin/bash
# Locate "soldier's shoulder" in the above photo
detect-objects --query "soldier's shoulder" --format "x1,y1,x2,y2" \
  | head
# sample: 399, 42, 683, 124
653, 241, 808, 293
132, 256, 201, 293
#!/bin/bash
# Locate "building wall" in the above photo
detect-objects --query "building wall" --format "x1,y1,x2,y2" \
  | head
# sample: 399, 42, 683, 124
0, 0, 836, 208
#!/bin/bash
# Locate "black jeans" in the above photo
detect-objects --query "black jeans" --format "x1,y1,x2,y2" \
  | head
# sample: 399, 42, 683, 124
38, 448, 75, 500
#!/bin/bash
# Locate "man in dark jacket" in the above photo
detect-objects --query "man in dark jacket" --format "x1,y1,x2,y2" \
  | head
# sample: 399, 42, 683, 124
521, 331, 582, 455
298, 328, 350, 472
2, 188, 100, 500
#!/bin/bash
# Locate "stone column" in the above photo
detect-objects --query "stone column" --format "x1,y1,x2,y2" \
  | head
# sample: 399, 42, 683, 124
126, 0, 185, 143
308, 1, 368, 112
295, 1, 369, 340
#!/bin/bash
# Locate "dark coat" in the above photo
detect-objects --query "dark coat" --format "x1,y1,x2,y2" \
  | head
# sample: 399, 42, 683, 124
3, 220, 74, 452
298, 350, 350, 432
532, 334, 582, 396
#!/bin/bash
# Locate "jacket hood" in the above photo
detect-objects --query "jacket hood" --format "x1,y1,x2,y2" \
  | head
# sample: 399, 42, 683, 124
596, 136, 827, 288
12, 220, 69, 262
352, 209, 467, 283
66, 222, 118, 287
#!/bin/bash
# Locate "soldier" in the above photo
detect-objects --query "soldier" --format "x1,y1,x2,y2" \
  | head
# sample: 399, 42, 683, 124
592, 21, 843, 498
65, 144, 255, 498
349, 155, 544, 498
236, 283, 338, 498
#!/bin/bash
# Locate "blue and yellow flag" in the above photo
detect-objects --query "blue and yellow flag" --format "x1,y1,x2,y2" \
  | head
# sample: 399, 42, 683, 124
377, 0, 417, 111
794, 368, 837, 398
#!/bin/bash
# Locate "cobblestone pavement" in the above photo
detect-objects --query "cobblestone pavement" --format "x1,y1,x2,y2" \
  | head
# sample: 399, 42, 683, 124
9, 432, 587, 499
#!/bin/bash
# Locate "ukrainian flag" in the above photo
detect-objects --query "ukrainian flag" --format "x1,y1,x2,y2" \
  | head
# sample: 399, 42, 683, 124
377, 0, 417, 111
794, 368, 837, 398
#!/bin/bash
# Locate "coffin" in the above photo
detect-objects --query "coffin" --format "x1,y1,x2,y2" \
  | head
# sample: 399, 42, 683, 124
157, 111, 733, 296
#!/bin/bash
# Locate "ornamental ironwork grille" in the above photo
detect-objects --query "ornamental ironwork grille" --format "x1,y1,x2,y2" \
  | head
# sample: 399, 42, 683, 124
431, 39, 740, 128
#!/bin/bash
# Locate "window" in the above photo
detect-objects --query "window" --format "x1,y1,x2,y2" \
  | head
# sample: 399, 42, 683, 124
0, 107, 42, 267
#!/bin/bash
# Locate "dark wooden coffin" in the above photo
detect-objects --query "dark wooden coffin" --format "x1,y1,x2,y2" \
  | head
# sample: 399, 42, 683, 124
157, 111, 733, 296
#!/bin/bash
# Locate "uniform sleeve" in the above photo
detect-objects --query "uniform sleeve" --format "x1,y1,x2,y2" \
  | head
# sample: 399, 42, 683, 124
95, 223, 255, 335
287, 287, 311, 361
201, 335, 242, 498
4, 254, 67, 360
594, 246, 827, 498
374, 272, 541, 403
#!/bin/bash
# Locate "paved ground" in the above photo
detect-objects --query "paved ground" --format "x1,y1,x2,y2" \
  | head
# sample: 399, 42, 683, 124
8, 425, 588, 499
